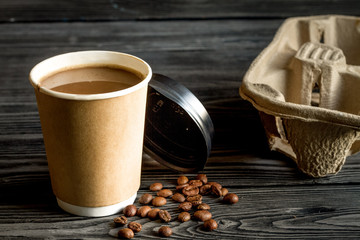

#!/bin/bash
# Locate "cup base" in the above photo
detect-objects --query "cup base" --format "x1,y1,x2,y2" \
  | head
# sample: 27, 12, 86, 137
57, 193, 137, 217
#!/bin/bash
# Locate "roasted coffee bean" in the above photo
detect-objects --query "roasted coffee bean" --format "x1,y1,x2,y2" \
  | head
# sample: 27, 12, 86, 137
158, 226, 172, 237
114, 216, 128, 226
178, 211, 191, 222
221, 187, 229, 196
177, 175, 189, 185
150, 182, 163, 191
189, 179, 203, 188
176, 183, 189, 191
123, 205, 137, 217
148, 208, 161, 220
139, 193, 153, 204
204, 219, 218, 231
178, 202, 192, 212
172, 193, 186, 203
186, 194, 202, 202
152, 196, 167, 207
118, 228, 134, 239
196, 174, 208, 184
199, 184, 212, 195
223, 193, 239, 204
128, 222, 142, 233
157, 189, 173, 198
193, 210, 212, 222
197, 203, 211, 210
212, 185, 223, 197
191, 200, 202, 207
208, 182, 222, 189
137, 205, 151, 218
187, 195, 202, 207
182, 185, 199, 196
159, 210, 171, 222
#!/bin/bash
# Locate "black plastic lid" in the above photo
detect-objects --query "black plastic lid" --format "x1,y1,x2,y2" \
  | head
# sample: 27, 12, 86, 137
144, 73, 214, 172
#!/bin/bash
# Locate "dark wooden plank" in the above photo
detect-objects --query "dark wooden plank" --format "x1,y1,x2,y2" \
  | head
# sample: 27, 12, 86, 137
0, 20, 280, 89
0, 184, 359, 239
0, 0, 360, 23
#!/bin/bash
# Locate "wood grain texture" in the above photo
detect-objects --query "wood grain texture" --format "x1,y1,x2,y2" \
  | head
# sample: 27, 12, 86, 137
0, 0, 360, 22
1, 1, 360, 239
1, 184, 359, 239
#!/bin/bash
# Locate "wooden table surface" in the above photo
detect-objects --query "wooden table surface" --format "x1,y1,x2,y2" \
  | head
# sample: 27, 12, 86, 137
1, 1, 360, 239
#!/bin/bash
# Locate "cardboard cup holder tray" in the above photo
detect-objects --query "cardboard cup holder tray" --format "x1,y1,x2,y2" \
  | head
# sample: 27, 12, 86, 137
240, 15, 360, 177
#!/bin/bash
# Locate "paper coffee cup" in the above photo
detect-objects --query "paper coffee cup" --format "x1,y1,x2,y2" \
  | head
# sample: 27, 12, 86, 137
29, 51, 152, 217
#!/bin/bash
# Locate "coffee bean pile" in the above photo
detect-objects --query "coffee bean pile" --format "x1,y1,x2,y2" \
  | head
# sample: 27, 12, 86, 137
112, 174, 238, 239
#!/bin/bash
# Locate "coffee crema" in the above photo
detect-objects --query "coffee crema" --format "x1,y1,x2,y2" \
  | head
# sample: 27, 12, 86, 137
39, 66, 143, 94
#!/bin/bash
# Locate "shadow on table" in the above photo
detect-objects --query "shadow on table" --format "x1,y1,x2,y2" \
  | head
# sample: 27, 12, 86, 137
0, 173, 61, 212
207, 97, 269, 156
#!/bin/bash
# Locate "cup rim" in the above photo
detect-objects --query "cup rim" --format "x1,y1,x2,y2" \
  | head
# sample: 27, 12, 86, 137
29, 51, 152, 101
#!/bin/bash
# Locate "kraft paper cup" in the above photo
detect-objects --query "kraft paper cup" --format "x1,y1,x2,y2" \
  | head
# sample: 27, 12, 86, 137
29, 51, 152, 217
